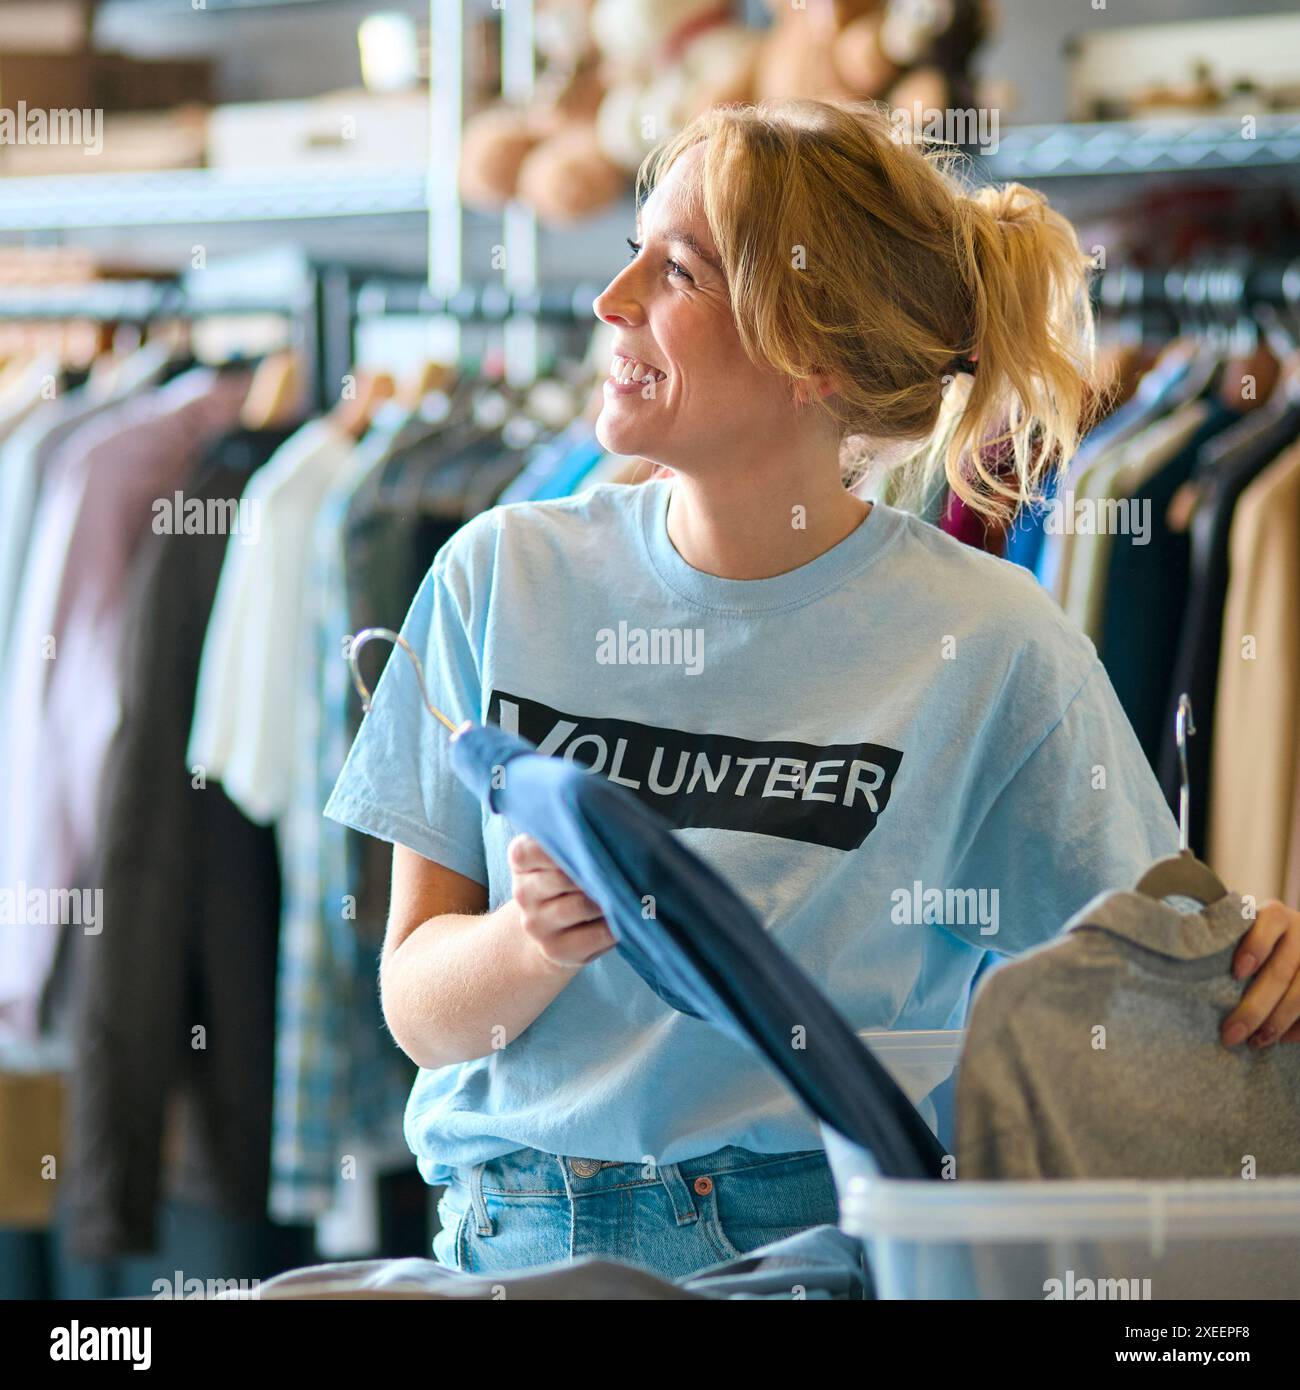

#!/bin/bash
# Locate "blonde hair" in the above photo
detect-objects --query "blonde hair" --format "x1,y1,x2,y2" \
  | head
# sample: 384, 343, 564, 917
638, 99, 1100, 525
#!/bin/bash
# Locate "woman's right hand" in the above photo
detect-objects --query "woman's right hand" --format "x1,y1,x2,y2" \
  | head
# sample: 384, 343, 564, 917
508, 834, 616, 971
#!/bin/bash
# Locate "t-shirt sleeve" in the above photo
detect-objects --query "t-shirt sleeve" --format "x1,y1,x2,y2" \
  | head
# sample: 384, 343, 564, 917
943, 659, 1180, 957
323, 543, 488, 885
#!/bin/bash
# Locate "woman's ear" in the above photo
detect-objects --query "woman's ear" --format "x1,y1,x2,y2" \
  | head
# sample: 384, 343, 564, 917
795, 370, 838, 406
813, 370, 839, 400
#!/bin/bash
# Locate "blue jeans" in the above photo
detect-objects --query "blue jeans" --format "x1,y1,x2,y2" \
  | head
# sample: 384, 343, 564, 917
432, 1144, 839, 1283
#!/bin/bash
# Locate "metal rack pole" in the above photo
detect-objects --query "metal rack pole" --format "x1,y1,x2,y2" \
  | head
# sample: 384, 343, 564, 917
428, 0, 470, 368
501, 0, 540, 386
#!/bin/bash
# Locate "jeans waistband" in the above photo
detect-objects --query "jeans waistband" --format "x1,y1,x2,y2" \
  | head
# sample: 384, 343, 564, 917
457, 1144, 828, 1199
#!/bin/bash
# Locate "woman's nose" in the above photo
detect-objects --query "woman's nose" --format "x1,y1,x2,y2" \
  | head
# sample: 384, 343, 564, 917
592, 269, 642, 327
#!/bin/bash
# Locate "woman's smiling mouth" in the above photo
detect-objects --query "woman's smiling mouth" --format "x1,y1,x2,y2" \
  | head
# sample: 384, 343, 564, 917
608, 353, 667, 386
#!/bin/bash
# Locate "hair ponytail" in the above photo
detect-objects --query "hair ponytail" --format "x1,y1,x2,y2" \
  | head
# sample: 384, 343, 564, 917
639, 100, 1102, 527
929, 183, 1098, 525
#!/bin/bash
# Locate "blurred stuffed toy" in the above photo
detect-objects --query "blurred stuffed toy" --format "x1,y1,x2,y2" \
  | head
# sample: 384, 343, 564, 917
592, 0, 762, 177
458, 0, 997, 228
459, 0, 626, 225
748, 0, 993, 120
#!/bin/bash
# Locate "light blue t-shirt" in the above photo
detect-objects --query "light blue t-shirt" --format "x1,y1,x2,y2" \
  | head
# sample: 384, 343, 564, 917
324, 479, 1180, 1183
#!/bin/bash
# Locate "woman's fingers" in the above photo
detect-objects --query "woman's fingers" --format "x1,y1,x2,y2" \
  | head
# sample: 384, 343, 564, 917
1230, 899, 1289, 980
531, 920, 617, 969
526, 886, 605, 931
1257, 973, 1300, 1047
1223, 901, 1300, 1047
508, 833, 557, 875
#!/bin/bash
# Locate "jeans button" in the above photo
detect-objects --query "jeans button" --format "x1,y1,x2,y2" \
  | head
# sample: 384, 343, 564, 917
569, 1157, 602, 1177
693, 1175, 713, 1196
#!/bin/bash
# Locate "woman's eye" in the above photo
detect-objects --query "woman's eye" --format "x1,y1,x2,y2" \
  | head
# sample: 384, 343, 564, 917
625, 238, 691, 282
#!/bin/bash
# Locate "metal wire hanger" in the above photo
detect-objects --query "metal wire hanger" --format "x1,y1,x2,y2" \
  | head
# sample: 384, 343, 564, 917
345, 627, 461, 735
1133, 693, 1228, 906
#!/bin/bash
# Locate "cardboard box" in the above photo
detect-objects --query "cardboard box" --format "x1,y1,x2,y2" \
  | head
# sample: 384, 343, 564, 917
0, 107, 207, 176
0, 1069, 63, 1229
0, 52, 97, 114
94, 54, 213, 114
207, 89, 429, 172
0, 51, 213, 122
0, 1, 93, 54
1067, 13, 1300, 121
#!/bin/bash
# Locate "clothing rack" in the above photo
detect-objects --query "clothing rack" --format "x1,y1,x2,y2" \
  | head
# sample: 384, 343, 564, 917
4, 256, 1296, 414
0, 273, 341, 415
1095, 258, 1300, 334
351, 279, 607, 323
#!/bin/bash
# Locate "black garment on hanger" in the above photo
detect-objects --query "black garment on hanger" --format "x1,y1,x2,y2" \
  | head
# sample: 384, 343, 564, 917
63, 426, 297, 1259
1097, 398, 1242, 769
1157, 400, 1300, 853
340, 418, 526, 942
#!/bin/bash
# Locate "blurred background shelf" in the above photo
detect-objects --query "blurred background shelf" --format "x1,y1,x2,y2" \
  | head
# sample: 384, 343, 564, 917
978, 113, 1300, 180
0, 166, 430, 231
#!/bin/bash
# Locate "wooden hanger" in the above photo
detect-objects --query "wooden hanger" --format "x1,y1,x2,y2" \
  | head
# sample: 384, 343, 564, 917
397, 359, 456, 413
240, 348, 304, 430
330, 367, 396, 440
1133, 694, 1229, 906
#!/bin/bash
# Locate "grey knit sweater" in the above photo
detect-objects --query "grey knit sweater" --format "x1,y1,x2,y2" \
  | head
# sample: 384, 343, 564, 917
957, 889, 1300, 1180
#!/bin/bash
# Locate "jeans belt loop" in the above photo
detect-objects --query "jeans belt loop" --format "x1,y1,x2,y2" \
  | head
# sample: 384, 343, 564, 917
468, 1161, 494, 1237
656, 1162, 699, 1227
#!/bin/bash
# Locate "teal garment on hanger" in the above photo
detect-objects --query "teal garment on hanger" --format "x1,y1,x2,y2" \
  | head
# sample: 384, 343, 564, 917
530, 434, 607, 501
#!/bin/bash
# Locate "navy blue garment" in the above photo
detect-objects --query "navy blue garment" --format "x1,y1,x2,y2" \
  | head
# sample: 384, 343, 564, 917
1097, 398, 1241, 768
447, 721, 945, 1182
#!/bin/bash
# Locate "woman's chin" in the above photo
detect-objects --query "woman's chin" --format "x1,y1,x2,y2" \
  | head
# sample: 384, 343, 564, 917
595, 412, 642, 456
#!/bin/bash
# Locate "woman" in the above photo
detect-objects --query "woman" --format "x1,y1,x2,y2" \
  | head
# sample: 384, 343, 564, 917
325, 100, 1300, 1283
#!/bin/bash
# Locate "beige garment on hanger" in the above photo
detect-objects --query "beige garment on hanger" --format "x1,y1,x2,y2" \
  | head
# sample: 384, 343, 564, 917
1287, 725, 1300, 909
1207, 440, 1300, 903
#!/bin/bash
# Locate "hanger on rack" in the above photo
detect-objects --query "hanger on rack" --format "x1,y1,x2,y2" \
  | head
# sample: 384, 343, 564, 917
345, 627, 460, 734
240, 348, 305, 430
397, 359, 458, 414
1133, 694, 1229, 907
330, 367, 396, 440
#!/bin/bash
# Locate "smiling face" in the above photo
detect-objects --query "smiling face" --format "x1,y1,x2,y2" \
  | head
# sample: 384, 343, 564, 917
591, 143, 811, 475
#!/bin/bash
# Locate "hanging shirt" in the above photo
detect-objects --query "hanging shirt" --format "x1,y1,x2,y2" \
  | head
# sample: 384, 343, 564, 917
324, 479, 1181, 1183
0, 367, 250, 1041
956, 887, 1299, 1179
187, 418, 357, 826
0, 344, 171, 665
1207, 443, 1300, 903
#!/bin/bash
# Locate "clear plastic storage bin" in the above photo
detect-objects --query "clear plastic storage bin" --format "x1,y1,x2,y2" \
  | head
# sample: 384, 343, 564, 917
836, 1029, 1300, 1299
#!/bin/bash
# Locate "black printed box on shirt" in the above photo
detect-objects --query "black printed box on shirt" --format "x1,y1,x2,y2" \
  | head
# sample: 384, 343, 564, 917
488, 689, 903, 851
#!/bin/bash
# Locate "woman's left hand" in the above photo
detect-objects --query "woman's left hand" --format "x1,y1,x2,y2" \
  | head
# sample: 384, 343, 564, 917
1224, 899, 1300, 1047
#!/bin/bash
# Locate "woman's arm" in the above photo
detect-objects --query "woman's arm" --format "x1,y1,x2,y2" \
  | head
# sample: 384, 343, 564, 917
380, 836, 616, 1069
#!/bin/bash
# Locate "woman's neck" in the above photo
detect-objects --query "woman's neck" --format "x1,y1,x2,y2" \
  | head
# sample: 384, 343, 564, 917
664, 461, 872, 581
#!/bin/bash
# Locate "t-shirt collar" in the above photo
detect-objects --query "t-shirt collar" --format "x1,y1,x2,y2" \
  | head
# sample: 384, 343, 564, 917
638, 477, 902, 616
